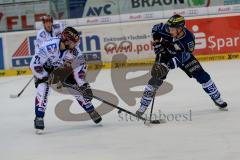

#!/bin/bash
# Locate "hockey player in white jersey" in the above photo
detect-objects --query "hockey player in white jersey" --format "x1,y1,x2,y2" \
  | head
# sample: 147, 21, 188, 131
30, 27, 102, 133
35, 15, 65, 52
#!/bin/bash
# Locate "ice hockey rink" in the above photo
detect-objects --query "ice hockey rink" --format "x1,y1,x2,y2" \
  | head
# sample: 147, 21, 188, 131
0, 60, 239, 160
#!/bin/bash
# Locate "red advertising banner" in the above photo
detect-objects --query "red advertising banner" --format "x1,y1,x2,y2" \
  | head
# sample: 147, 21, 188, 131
186, 15, 240, 55
0, 1, 68, 32
0, 1, 49, 31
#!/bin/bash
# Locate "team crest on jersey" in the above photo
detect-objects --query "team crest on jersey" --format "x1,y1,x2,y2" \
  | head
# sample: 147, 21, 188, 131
40, 31, 47, 38
187, 41, 195, 52
46, 43, 57, 54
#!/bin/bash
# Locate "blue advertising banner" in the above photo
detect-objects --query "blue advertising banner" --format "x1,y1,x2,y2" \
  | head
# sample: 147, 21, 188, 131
11, 33, 101, 68
11, 36, 36, 68
68, 0, 87, 18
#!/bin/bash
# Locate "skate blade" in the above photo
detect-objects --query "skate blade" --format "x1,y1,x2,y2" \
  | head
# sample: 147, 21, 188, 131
218, 107, 228, 111
35, 129, 44, 135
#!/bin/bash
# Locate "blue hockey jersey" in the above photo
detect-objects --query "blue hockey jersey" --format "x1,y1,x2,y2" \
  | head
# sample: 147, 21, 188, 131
152, 23, 195, 64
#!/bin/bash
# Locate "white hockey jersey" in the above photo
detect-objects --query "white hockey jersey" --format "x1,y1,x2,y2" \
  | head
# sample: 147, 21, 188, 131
35, 21, 65, 52
30, 37, 86, 86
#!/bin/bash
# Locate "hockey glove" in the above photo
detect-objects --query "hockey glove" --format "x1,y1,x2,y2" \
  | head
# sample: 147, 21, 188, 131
153, 41, 165, 55
34, 76, 49, 88
78, 83, 93, 101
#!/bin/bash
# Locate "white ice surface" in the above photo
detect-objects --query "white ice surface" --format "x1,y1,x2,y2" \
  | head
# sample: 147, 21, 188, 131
0, 60, 240, 160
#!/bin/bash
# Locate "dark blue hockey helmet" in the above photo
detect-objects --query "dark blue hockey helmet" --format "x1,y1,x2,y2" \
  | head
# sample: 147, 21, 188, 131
166, 14, 185, 28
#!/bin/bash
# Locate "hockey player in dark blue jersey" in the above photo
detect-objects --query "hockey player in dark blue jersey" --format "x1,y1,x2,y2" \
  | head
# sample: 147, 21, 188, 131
136, 14, 228, 116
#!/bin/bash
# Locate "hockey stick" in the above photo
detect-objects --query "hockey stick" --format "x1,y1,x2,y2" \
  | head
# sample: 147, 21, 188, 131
63, 82, 162, 125
149, 91, 156, 122
9, 76, 34, 98
92, 94, 161, 124
147, 91, 166, 125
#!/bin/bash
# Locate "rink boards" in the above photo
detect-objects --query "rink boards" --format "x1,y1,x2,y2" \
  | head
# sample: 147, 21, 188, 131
0, 52, 240, 77
0, 14, 240, 77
